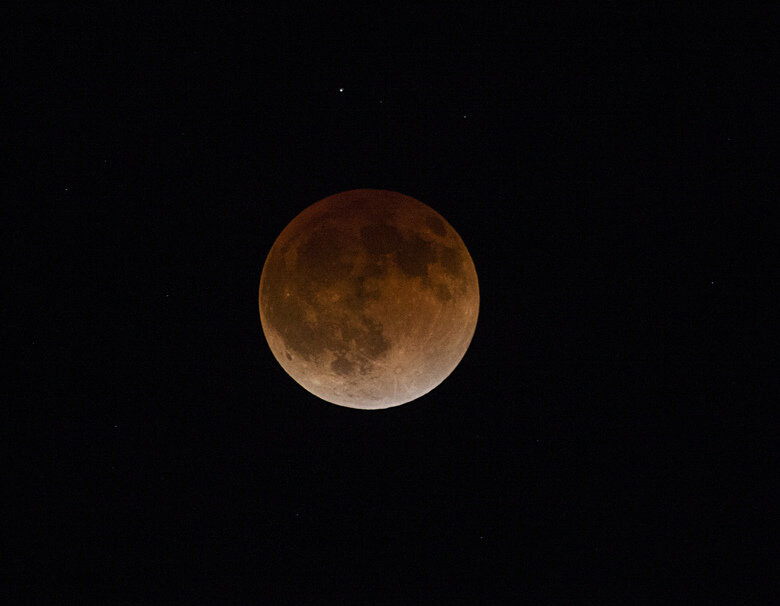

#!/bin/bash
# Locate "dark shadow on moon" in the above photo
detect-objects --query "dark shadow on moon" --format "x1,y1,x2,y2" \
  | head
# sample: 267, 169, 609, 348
331, 356, 355, 376
434, 283, 452, 302
425, 214, 447, 236
360, 224, 405, 255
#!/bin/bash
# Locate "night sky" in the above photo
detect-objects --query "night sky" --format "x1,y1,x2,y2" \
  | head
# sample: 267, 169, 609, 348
9, 5, 774, 603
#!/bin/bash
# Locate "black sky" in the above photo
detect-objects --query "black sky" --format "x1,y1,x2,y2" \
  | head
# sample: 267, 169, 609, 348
8, 5, 775, 603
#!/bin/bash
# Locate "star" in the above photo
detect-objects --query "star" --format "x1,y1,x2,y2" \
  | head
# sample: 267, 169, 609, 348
339, 88, 344, 92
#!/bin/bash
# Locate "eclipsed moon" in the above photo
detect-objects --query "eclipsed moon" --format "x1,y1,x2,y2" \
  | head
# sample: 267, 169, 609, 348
258, 189, 479, 410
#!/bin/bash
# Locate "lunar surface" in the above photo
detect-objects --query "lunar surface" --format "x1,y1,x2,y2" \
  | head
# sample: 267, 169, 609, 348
258, 189, 479, 409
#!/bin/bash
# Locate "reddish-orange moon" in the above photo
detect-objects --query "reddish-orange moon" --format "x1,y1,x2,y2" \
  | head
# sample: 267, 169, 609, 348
258, 189, 479, 409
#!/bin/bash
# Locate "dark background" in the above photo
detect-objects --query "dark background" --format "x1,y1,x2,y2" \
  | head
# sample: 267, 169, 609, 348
8, 5, 775, 603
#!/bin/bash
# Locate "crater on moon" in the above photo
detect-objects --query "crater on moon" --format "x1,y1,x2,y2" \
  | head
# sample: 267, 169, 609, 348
258, 189, 479, 409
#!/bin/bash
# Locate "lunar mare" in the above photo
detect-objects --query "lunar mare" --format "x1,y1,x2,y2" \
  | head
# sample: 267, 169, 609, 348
258, 189, 479, 409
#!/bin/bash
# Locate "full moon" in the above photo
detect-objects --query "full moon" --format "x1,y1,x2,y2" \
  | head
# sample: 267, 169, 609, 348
258, 189, 479, 409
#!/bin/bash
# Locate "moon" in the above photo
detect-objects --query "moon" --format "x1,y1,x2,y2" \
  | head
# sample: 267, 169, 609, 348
258, 189, 479, 410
